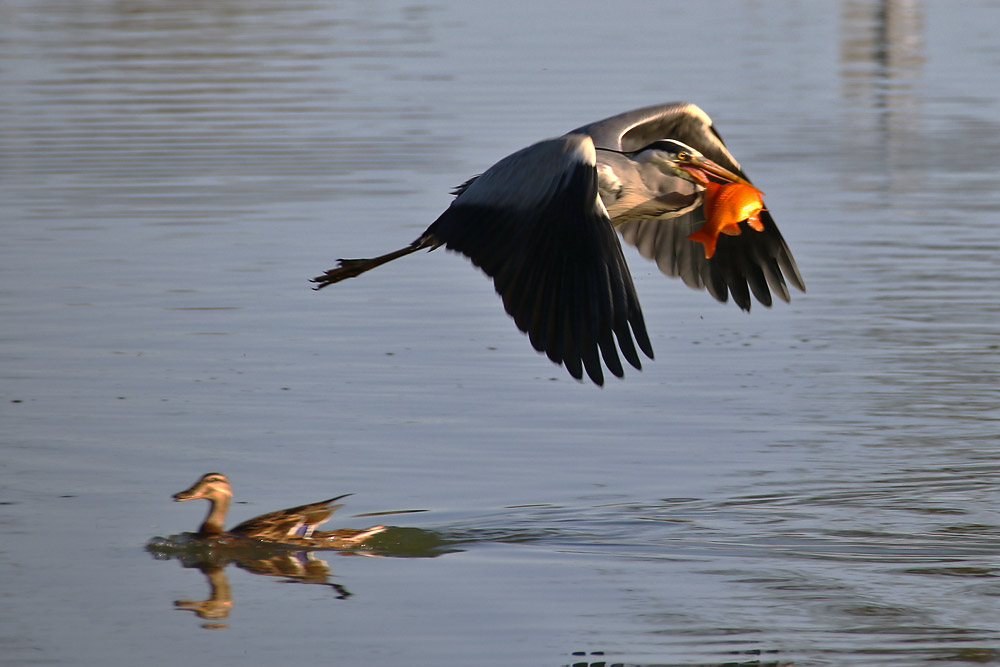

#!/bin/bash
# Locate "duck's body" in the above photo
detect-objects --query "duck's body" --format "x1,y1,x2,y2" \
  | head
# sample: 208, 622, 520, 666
173, 473, 386, 548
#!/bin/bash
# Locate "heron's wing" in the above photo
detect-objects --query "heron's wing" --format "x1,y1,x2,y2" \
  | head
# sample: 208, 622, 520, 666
572, 101, 736, 164
576, 102, 805, 310
231, 494, 351, 539
619, 208, 803, 310
424, 134, 653, 386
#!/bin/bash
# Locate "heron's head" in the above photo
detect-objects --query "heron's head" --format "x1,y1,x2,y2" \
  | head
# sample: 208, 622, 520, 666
632, 140, 752, 188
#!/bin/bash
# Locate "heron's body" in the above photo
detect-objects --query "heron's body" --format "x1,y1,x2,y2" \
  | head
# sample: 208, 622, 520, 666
314, 102, 804, 385
173, 473, 386, 548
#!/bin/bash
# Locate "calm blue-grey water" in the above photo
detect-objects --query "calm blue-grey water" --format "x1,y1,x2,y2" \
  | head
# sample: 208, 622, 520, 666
3, 1, 1000, 665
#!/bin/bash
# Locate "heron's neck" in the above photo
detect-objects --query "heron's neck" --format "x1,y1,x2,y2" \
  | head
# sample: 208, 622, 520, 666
199, 493, 230, 535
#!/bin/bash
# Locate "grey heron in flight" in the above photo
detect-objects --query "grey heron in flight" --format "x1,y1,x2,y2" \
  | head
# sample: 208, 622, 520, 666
313, 102, 804, 385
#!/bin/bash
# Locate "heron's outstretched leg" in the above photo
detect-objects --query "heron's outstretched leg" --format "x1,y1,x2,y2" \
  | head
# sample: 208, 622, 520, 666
311, 235, 437, 289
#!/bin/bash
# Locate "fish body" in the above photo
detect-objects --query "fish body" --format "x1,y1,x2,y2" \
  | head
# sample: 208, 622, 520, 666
687, 180, 766, 259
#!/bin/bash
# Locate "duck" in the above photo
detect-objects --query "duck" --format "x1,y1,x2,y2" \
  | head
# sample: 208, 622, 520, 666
173, 472, 386, 548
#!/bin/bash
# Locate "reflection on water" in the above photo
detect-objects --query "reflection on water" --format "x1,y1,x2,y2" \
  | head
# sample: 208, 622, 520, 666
149, 537, 358, 629
830, 0, 1000, 453
840, 0, 925, 197
176, 567, 233, 630
841, 0, 925, 108
148, 526, 454, 628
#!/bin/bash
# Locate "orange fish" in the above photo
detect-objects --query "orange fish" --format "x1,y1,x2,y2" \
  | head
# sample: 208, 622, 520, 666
687, 180, 766, 260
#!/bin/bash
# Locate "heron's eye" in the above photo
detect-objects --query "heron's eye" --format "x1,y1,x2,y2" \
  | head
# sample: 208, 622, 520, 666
677, 151, 690, 161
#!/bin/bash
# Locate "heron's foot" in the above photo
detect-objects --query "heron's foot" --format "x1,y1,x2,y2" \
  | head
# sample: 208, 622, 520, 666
311, 258, 374, 289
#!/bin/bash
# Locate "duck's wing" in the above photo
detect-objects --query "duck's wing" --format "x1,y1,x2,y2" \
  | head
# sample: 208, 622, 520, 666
231, 494, 352, 541
424, 133, 653, 386
576, 102, 805, 310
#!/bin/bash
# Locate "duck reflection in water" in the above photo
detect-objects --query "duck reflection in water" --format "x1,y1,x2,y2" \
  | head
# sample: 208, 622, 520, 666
169, 552, 353, 629
173, 565, 232, 629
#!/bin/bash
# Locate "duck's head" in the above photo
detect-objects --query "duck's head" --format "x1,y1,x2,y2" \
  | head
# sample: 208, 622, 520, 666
174, 472, 233, 502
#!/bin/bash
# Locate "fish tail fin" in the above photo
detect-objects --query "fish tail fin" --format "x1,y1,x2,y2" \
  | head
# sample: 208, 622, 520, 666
687, 227, 718, 259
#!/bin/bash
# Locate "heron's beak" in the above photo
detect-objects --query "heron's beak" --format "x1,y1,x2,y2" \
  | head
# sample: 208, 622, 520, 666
677, 156, 753, 188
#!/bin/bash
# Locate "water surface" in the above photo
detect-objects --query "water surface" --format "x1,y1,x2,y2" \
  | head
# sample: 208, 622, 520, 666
3, 1, 1000, 665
